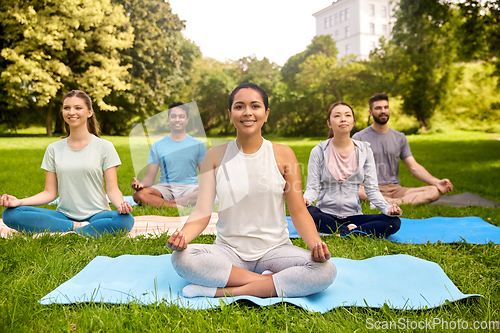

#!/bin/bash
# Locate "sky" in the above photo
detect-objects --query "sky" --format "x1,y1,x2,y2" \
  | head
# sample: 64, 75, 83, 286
167, 0, 335, 66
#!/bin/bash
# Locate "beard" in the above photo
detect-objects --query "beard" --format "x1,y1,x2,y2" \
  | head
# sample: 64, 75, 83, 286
372, 113, 389, 125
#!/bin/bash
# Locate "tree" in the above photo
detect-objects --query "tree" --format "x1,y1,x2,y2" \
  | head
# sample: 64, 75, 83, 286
457, 0, 500, 80
0, 0, 134, 136
281, 35, 338, 90
102, 0, 198, 134
189, 57, 238, 135
389, 0, 459, 130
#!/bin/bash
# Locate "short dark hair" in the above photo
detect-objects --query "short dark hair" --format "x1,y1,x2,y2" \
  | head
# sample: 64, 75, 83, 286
168, 102, 189, 117
326, 101, 355, 139
368, 93, 389, 110
228, 83, 269, 111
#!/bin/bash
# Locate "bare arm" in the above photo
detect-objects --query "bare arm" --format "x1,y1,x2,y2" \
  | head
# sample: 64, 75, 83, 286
1, 171, 58, 208
167, 148, 219, 250
132, 164, 160, 190
274, 143, 330, 263
403, 156, 453, 193
105, 166, 133, 214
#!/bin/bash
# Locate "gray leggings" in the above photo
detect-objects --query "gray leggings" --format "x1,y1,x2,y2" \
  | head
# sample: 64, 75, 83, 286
171, 242, 337, 298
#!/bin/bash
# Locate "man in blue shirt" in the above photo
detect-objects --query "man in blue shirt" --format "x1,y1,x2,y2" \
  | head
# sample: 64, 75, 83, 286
132, 103, 207, 207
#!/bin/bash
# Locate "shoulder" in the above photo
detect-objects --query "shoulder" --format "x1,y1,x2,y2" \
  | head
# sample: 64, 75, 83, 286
209, 142, 229, 168
388, 128, 405, 136
352, 139, 371, 151
272, 142, 297, 163
46, 138, 67, 150
91, 136, 115, 151
388, 128, 408, 142
352, 126, 373, 139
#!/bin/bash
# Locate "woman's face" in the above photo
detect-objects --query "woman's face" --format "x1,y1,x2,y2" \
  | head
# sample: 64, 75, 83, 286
228, 88, 269, 136
327, 104, 355, 135
62, 96, 93, 130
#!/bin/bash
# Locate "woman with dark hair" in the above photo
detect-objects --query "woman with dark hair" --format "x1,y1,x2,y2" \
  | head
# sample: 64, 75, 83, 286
167, 82, 336, 299
303, 102, 402, 238
1, 90, 134, 237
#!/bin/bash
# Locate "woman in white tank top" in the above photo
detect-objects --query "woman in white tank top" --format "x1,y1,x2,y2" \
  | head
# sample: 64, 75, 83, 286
167, 83, 336, 299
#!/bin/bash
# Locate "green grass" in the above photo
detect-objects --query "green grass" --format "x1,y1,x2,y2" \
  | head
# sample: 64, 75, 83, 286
0, 130, 499, 332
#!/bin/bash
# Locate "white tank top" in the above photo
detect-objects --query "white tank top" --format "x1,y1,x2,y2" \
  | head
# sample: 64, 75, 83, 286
215, 139, 291, 261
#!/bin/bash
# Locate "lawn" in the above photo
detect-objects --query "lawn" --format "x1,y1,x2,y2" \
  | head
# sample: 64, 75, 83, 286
0, 130, 499, 332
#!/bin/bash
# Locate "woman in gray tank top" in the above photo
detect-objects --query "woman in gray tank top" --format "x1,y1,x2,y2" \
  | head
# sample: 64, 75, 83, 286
167, 83, 336, 299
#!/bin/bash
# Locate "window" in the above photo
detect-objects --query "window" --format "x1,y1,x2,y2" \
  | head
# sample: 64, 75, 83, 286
370, 41, 376, 50
324, 17, 329, 28
345, 8, 350, 20
334, 13, 339, 25
334, 30, 339, 39
345, 26, 350, 38
382, 24, 387, 35
329, 15, 334, 27
370, 23, 375, 34
346, 44, 351, 55
340, 10, 344, 22
369, 4, 375, 16
381, 6, 387, 18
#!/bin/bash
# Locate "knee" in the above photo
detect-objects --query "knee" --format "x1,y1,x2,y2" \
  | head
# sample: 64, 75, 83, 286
114, 213, 134, 232
171, 247, 197, 278
311, 259, 337, 290
389, 217, 401, 234
428, 187, 440, 202
132, 191, 145, 205
2, 207, 22, 225
322, 260, 337, 287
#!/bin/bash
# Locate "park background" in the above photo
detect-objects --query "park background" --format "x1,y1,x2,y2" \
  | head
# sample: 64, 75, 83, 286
0, 0, 499, 137
1, 0, 500, 332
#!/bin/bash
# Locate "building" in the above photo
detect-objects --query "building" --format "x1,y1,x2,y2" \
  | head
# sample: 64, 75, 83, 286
313, 0, 395, 60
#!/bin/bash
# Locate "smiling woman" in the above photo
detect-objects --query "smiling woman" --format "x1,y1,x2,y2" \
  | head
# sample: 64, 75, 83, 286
166, 82, 336, 299
1, 90, 134, 238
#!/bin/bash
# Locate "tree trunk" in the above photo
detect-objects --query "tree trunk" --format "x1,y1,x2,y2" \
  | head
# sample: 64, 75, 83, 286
45, 100, 53, 137
418, 116, 428, 132
54, 108, 64, 135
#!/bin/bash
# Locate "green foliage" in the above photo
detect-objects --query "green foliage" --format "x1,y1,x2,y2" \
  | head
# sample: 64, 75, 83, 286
389, 0, 460, 129
457, 1, 500, 69
281, 34, 338, 90
188, 57, 239, 135
0, 133, 499, 332
433, 62, 500, 133
100, 0, 199, 135
0, 0, 134, 136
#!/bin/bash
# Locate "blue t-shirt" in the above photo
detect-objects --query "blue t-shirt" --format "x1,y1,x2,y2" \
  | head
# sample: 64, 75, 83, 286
148, 135, 207, 185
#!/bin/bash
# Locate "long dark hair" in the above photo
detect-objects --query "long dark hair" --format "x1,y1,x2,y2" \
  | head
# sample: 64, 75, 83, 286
327, 101, 356, 139
62, 90, 100, 137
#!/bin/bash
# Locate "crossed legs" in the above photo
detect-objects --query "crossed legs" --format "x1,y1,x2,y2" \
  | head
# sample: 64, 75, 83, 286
133, 187, 199, 208
359, 184, 440, 205
171, 243, 336, 298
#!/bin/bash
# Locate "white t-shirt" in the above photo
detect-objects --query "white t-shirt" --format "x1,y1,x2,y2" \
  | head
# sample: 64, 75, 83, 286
41, 135, 121, 220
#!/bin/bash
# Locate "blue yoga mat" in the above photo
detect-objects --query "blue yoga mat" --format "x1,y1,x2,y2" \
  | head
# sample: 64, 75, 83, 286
39, 254, 479, 313
286, 216, 500, 244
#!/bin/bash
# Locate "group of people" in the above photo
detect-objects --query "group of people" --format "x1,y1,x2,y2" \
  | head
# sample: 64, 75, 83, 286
1, 83, 453, 299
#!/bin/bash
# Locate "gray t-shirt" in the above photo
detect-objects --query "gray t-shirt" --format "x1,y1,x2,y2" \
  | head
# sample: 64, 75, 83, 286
352, 127, 412, 185
41, 135, 121, 220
